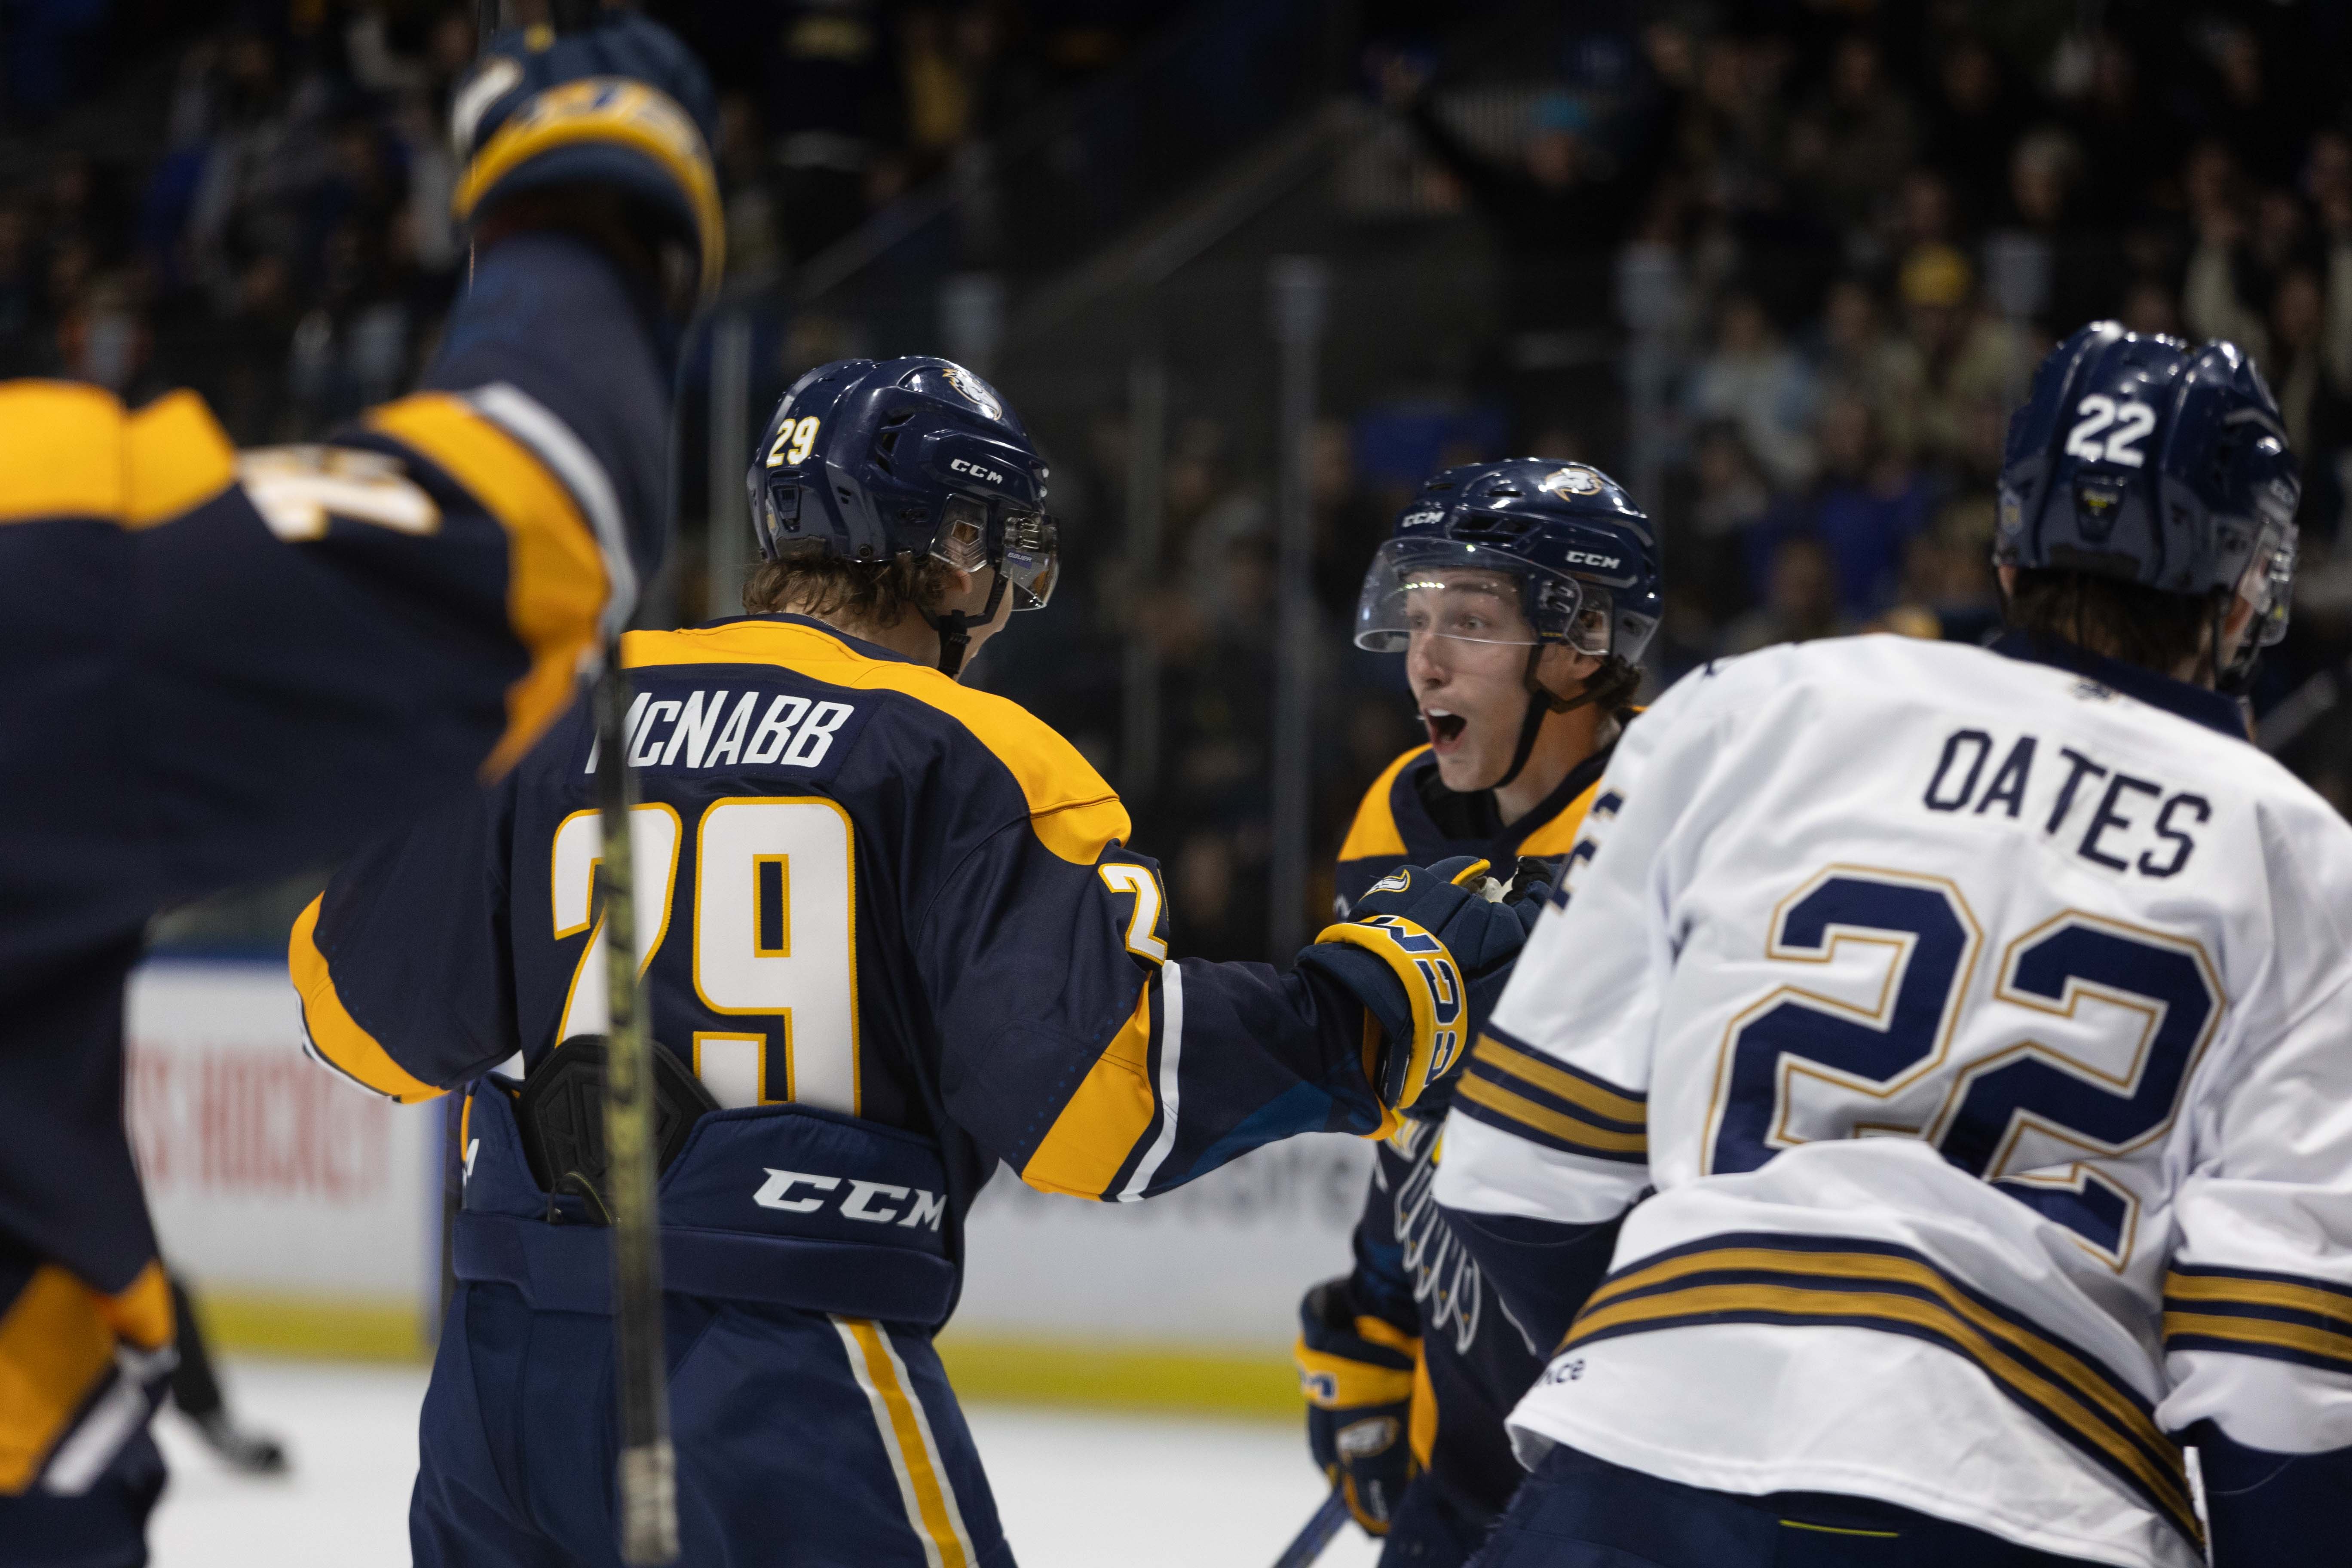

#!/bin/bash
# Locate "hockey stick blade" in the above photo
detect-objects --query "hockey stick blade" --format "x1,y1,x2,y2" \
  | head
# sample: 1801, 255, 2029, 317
1271, 1488, 1353, 1568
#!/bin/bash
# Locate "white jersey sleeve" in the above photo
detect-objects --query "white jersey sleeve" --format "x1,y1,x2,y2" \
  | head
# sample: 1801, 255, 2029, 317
1436, 650, 1765, 1227
2157, 804, 2352, 1456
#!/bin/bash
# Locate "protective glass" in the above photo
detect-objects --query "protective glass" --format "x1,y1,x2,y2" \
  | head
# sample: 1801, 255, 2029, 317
1354, 538, 1607, 655
2237, 518, 2297, 648
932, 496, 1061, 611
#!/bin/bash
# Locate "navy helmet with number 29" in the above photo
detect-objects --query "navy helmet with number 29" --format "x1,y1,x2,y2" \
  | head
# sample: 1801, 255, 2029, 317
746, 355, 1059, 675
1997, 321, 2298, 685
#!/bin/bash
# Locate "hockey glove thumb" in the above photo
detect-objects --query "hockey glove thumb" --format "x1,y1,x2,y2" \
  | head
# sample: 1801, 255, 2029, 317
451, 12, 724, 304
1295, 1279, 1418, 1536
1294, 857, 1539, 1116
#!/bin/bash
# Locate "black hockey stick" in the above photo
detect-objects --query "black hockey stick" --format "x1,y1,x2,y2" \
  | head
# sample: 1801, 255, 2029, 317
472, 3, 676, 1563
1271, 1488, 1352, 1568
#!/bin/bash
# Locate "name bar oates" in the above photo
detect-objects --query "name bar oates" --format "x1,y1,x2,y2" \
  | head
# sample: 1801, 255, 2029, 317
587, 689, 859, 774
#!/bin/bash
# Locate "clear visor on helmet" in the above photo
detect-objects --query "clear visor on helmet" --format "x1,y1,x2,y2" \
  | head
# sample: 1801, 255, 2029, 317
1354, 538, 1610, 656
932, 496, 1061, 611
2236, 518, 2297, 649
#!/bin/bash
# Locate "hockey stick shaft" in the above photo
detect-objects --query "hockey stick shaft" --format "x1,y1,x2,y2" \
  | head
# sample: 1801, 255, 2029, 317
592, 660, 676, 1565
1271, 1488, 1353, 1568
469, 2, 674, 1560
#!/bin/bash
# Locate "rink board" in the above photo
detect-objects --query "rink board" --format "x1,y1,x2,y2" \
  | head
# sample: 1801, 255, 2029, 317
124, 959, 1373, 1408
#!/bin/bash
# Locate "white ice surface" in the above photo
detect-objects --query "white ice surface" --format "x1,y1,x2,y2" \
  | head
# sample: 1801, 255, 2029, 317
150, 1359, 1383, 1567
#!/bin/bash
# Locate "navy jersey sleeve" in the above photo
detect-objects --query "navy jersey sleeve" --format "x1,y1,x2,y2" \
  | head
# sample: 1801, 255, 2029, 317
918, 803, 1388, 1200
0, 231, 665, 930
291, 754, 530, 1102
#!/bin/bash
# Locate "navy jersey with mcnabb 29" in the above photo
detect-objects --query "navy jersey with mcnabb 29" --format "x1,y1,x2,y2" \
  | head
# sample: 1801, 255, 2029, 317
292, 611, 1438, 1567
295, 609, 1392, 1207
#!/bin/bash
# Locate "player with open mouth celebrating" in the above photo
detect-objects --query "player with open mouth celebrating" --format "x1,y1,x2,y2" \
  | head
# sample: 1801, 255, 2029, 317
1295, 459, 1660, 1562
1437, 324, 2343, 1568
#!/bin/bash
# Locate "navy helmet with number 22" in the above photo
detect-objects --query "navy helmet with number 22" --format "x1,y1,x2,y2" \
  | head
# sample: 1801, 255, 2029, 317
1997, 321, 2298, 685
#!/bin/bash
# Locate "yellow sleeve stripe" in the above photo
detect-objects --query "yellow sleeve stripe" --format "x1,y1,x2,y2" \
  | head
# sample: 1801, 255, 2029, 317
453, 79, 724, 298
367, 393, 607, 779
1455, 1073, 1649, 1155
0, 383, 236, 528
1473, 1035, 1646, 1124
288, 896, 446, 1104
1020, 983, 1157, 1199
0, 1259, 172, 1492
2163, 1311, 2352, 1369
1293, 1339, 1415, 1409
626, 620, 1133, 864
1335, 746, 1427, 865
2164, 1270, 2352, 1324
0, 1265, 120, 1491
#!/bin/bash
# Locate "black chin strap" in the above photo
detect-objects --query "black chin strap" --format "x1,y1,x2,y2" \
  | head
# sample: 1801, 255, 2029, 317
925, 572, 1010, 678
1494, 644, 1609, 790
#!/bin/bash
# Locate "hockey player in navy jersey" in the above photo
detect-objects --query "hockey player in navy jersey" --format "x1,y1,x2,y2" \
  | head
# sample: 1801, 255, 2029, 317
290, 355, 1544, 1567
1294, 460, 1659, 1561
1436, 325, 2345, 1568
0, 16, 721, 1562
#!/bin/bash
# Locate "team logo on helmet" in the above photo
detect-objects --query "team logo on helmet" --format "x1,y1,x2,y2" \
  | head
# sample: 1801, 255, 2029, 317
1540, 465, 1605, 497
941, 364, 1004, 422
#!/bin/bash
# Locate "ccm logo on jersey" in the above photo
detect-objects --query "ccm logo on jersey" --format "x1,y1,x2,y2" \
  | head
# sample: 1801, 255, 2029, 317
949, 457, 1007, 484
752, 1168, 946, 1231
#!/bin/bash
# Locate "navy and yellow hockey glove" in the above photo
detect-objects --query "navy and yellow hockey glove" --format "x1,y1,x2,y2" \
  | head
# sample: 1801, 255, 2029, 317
1295, 1279, 1418, 1536
1295, 856, 1541, 1116
451, 12, 723, 304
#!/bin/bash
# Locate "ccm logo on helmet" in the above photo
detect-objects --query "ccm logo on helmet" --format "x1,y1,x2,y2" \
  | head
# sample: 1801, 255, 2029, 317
752, 1168, 946, 1231
1562, 550, 1621, 569
950, 458, 1007, 485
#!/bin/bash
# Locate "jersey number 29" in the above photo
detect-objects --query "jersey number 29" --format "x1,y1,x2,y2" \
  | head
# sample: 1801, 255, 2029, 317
549, 797, 858, 1112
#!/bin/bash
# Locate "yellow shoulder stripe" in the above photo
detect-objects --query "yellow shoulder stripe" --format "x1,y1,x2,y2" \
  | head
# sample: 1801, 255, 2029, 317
1335, 745, 1427, 865
367, 393, 607, 778
1516, 777, 1602, 858
127, 391, 237, 527
0, 382, 235, 528
1020, 983, 1156, 1199
627, 619, 1132, 865
288, 896, 446, 1104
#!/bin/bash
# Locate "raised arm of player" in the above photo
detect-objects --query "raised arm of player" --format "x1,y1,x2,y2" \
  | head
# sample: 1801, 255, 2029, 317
18, 17, 716, 928
1430, 655, 1746, 1349
2154, 815, 2352, 1564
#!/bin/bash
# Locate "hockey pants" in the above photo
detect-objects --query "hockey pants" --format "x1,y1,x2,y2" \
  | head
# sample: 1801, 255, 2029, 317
1470, 1443, 2110, 1568
412, 1279, 1014, 1568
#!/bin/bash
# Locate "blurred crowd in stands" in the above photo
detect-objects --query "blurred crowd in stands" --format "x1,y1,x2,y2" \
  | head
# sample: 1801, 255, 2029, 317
0, 0, 1176, 435
17, 2, 2352, 960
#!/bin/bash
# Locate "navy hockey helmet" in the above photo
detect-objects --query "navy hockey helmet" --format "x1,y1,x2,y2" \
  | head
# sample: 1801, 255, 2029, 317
1997, 321, 2298, 683
1356, 457, 1662, 786
747, 355, 1058, 675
